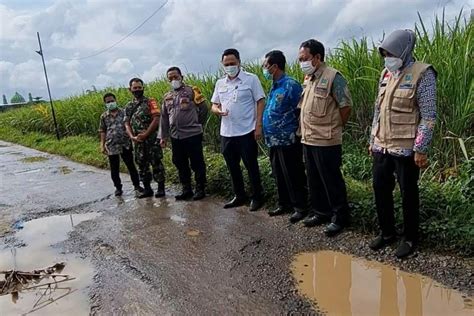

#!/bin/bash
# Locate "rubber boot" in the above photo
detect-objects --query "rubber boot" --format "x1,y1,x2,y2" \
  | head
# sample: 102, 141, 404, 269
138, 182, 153, 198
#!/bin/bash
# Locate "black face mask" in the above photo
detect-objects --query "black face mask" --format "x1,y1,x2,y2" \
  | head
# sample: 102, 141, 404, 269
132, 90, 144, 99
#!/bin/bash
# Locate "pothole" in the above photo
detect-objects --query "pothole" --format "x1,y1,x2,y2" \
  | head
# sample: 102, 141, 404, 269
59, 166, 73, 175
186, 229, 201, 237
0, 213, 99, 314
291, 250, 473, 315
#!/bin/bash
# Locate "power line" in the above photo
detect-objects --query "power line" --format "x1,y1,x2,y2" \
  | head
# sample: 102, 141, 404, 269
52, 0, 169, 61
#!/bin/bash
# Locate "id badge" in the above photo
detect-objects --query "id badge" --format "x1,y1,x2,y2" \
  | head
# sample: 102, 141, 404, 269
232, 85, 238, 103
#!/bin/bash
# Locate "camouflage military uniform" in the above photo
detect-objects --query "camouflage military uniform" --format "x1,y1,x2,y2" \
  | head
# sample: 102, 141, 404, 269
99, 109, 132, 156
124, 96, 165, 185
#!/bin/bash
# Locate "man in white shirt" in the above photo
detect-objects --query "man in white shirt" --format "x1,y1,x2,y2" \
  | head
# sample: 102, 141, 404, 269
211, 48, 266, 211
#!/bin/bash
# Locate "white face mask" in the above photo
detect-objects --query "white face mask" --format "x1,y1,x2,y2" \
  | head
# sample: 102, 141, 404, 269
171, 79, 182, 90
300, 60, 316, 75
224, 65, 239, 77
385, 57, 403, 73
105, 101, 118, 111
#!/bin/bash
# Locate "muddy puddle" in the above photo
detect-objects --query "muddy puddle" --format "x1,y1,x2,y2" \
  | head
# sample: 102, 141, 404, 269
0, 213, 99, 315
292, 250, 473, 316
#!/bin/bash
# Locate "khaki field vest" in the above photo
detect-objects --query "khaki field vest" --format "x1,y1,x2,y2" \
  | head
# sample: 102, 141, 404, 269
372, 62, 431, 151
300, 64, 342, 146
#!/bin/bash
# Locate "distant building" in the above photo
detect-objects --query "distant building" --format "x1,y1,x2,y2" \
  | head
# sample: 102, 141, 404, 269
10, 92, 26, 104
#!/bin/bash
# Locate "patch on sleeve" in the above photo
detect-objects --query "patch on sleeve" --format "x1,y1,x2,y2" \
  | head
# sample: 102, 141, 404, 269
192, 86, 205, 104
148, 98, 160, 115
380, 71, 391, 87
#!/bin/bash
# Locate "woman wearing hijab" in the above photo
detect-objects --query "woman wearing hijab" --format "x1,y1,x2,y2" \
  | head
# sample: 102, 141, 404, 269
368, 29, 437, 258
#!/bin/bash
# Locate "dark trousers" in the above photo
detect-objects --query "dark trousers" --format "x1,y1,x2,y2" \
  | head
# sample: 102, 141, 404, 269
171, 133, 206, 188
372, 152, 420, 242
269, 141, 308, 210
303, 144, 350, 225
108, 146, 140, 189
134, 138, 165, 185
221, 131, 263, 200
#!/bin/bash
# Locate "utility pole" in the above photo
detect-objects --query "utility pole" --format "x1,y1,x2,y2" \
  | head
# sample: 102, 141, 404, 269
36, 32, 60, 140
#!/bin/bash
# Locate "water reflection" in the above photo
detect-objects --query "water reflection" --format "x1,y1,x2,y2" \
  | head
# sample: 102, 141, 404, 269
292, 250, 473, 316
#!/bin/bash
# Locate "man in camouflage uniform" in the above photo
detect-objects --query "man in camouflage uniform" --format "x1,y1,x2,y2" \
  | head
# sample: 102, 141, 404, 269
159, 66, 209, 201
124, 77, 166, 198
99, 92, 142, 197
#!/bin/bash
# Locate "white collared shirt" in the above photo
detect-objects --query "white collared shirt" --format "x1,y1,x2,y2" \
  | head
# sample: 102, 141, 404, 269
211, 70, 265, 137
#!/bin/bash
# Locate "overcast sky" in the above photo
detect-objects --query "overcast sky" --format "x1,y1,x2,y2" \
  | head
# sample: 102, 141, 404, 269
0, 0, 471, 100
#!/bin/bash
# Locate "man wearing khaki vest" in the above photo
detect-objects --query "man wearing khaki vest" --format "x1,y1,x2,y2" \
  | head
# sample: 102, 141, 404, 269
298, 39, 352, 237
369, 29, 437, 258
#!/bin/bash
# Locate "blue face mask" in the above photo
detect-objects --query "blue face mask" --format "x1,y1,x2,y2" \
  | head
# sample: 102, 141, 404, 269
263, 68, 272, 80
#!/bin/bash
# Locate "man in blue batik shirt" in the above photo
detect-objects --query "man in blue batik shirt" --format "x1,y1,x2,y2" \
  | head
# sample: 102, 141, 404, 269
262, 50, 308, 224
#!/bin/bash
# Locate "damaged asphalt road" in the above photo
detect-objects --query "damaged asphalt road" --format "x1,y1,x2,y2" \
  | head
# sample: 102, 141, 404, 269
0, 140, 473, 315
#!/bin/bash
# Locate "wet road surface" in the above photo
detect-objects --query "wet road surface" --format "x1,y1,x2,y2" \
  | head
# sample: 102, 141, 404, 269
0, 141, 472, 315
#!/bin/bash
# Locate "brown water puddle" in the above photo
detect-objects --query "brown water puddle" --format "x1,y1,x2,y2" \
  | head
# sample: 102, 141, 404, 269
292, 251, 473, 316
0, 213, 98, 315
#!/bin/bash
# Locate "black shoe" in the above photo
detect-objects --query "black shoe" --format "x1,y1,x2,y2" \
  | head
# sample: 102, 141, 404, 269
114, 188, 123, 196
249, 199, 263, 212
395, 239, 416, 259
369, 234, 397, 251
223, 196, 247, 209
193, 189, 206, 201
155, 182, 166, 198
303, 214, 330, 227
176, 190, 193, 200
289, 210, 307, 223
134, 185, 144, 198
324, 223, 345, 237
137, 188, 153, 198
268, 207, 290, 217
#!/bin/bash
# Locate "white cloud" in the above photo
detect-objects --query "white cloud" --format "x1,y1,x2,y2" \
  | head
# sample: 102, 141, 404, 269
0, 0, 471, 99
142, 62, 167, 82
106, 58, 134, 74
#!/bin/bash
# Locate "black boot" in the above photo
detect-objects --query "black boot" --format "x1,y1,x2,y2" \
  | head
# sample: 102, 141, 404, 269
155, 181, 165, 198
175, 184, 193, 200
134, 185, 144, 198
114, 186, 123, 197
138, 182, 153, 198
193, 184, 206, 201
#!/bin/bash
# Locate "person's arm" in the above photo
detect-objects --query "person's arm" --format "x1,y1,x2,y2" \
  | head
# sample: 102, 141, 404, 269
413, 68, 437, 168
124, 122, 137, 142
159, 100, 170, 147
123, 104, 138, 142
332, 73, 352, 127
212, 103, 228, 116
369, 98, 381, 155
98, 115, 108, 154
137, 98, 160, 141
99, 132, 107, 154
210, 82, 228, 116
255, 98, 265, 140
251, 75, 266, 140
137, 116, 159, 141
340, 107, 351, 126
192, 86, 209, 125
198, 100, 209, 125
